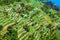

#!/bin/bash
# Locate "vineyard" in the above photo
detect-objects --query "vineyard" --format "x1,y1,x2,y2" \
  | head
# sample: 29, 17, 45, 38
0, 0, 60, 40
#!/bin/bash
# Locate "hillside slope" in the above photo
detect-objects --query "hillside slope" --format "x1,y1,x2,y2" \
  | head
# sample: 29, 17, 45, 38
0, 0, 60, 40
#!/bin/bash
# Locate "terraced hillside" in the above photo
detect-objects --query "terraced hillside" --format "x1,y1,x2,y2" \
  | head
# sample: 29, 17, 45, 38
0, 0, 60, 40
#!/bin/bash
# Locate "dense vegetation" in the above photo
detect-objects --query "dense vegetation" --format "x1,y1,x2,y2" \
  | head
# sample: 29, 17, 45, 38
0, 0, 60, 40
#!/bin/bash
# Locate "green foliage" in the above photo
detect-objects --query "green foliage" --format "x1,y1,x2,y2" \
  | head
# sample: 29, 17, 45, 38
0, 25, 3, 31
0, 0, 60, 40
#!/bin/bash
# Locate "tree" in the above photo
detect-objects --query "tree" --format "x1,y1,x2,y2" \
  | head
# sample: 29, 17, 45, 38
0, 25, 3, 31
